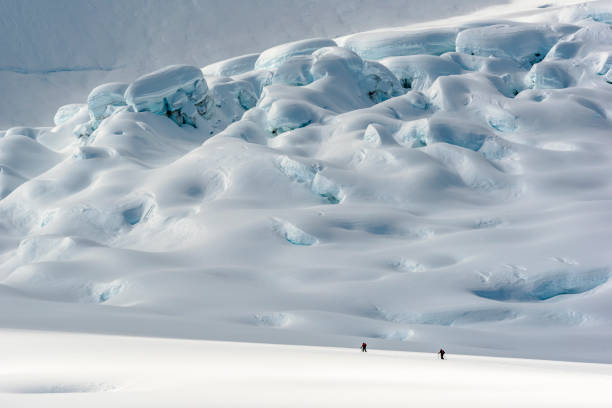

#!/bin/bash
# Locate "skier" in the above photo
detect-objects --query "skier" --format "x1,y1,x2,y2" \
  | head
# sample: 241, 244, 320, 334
438, 348, 445, 360
361, 342, 367, 352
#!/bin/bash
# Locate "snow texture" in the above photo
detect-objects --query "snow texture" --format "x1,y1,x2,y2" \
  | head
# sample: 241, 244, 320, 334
0, 0, 611, 373
0, 330, 609, 407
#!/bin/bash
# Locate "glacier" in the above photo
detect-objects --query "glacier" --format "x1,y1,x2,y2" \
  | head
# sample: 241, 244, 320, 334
0, 0, 611, 382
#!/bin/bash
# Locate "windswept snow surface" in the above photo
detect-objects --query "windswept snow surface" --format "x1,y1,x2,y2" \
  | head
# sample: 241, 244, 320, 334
0, 330, 610, 408
1, 0, 612, 375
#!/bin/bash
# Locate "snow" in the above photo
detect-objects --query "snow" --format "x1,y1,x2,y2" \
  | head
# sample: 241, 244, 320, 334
1, 3, 612, 404
526, 61, 574, 89
276, 155, 344, 204
255, 38, 338, 70
202, 53, 259, 77
125, 65, 209, 127
341, 28, 458, 60
455, 23, 578, 68
0, 0, 511, 129
271, 55, 315, 86
473, 267, 611, 301
87, 82, 128, 123
53, 104, 83, 126
273, 218, 319, 245
381, 55, 464, 90
0, 330, 610, 408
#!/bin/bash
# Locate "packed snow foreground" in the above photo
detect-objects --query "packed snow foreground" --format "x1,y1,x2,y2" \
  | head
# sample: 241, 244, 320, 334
0, 329, 610, 408
1, 2, 612, 401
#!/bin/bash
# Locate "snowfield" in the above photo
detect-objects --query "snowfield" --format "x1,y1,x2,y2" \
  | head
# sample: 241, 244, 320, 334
0, 329, 610, 408
0, 0, 612, 404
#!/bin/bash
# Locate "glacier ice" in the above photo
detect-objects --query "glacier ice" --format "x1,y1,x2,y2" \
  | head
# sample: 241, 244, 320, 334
234, 69, 274, 97
202, 53, 259, 77
72, 146, 116, 160
53, 104, 83, 126
392, 258, 426, 273
381, 55, 463, 90
474, 268, 610, 301
363, 124, 384, 146
548, 41, 581, 60
456, 24, 578, 68
271, 55, 314, 86
342, 29, 457, 60
393, 118, 428, 147
310, 46, 365, 79
441, 51, 527, 96
87, 82, 129, 125
277, 155, 343, 203
361, 61, 403, 103
220, 117, 270, 145
91, 280, 124, 303
272, 218, 318, 246
125, 65, 210, 127
310, 46, 403, 103
122, 203, 153, 226
254, 38, 336, 70
277, 155, 317, 184
256, 46, 404, 135
483, 106, 518, 133
401, 116, 490, 152
208, 78, 258, 124
526, 61, 573, 89
595, 53, 612, 76
311, 173, 344, 204
264, 99, 318, 135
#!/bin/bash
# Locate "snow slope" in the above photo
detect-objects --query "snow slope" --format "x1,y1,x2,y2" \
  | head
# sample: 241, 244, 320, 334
0, 330, 610, 408
1, 0, 612, 368
0, 0, 509, 129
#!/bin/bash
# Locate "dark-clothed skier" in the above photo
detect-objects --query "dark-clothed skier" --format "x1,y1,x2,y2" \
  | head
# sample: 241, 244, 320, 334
438, 348, 445, 360
361, 342, 367, 352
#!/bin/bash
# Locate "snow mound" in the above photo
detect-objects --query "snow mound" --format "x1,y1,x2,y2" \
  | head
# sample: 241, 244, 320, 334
381, 55, 464, 90
277, 155, 343, 204
3, 261, 126, 304
202, 53, 259, 77
474, 268, 610, 301
418, 116, 491, 151
272, 218, 318, 246
526, 61, 573, 89
125, 65, 209, 127
254, 38, 337, 70
341, 29, 457, 60
455, 23, 579, 68
87, 82, 129, 126
53, 104, 83, 126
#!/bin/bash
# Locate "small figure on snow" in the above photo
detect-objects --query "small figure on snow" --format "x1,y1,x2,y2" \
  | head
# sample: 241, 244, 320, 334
361, 342, 367, 352
438, 348, 445, 360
